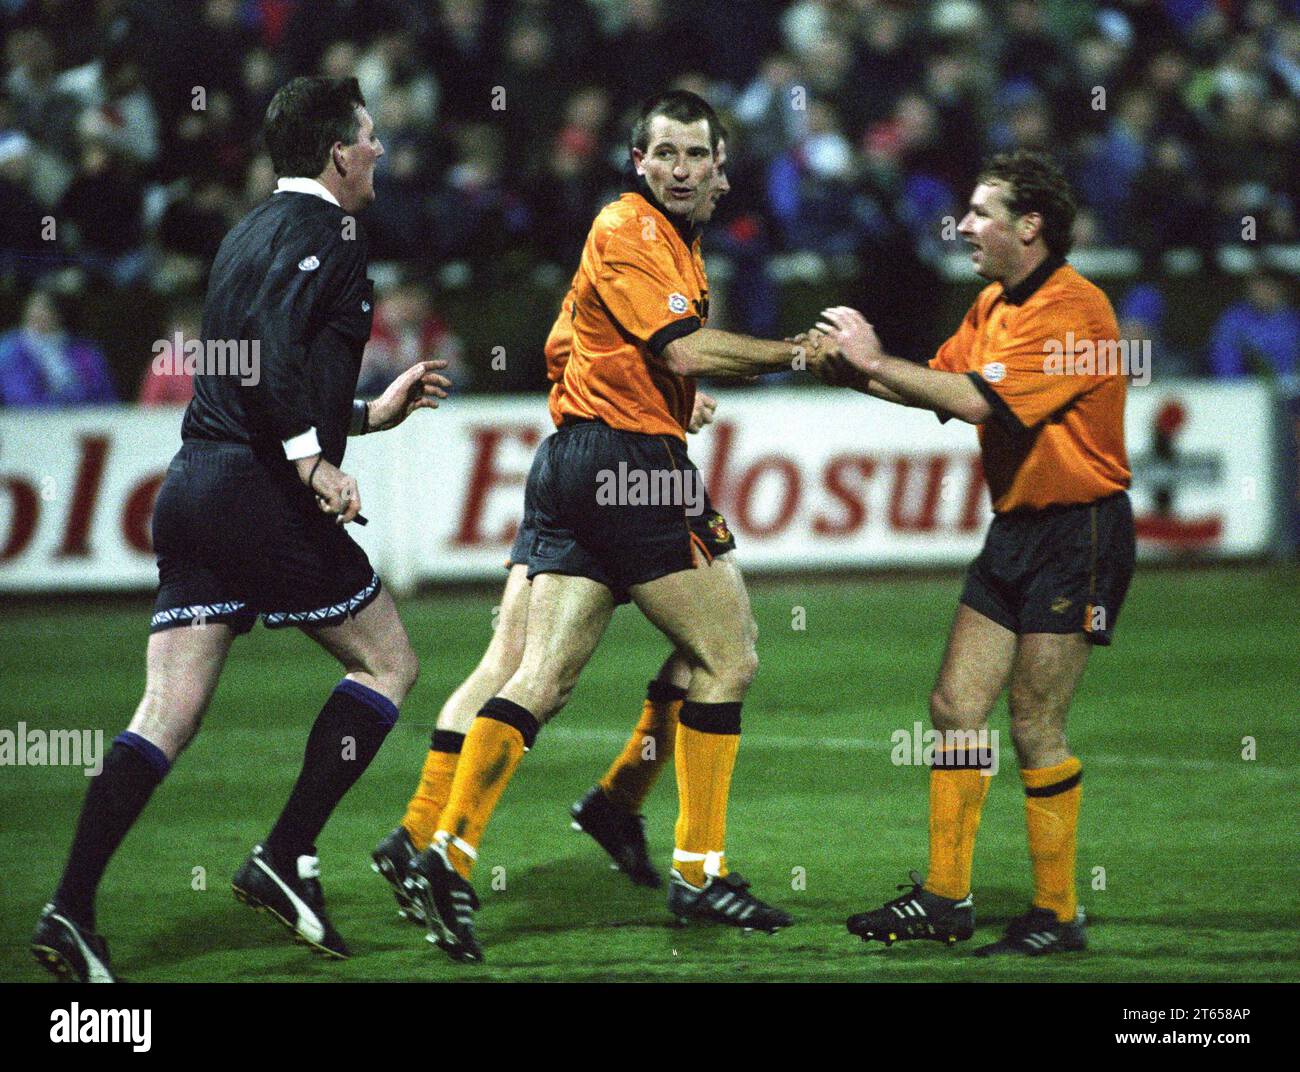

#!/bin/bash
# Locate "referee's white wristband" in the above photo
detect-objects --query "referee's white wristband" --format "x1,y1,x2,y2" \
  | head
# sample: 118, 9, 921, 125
282, 427, 321, 461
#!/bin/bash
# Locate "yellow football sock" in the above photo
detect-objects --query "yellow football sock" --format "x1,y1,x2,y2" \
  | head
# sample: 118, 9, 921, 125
434, 699, 538, 879
924, 748, 993, 900
598, 683, 683, 813
672, 702, 741, 888
401, 731, 464, 852
1021, 757, 1083, 923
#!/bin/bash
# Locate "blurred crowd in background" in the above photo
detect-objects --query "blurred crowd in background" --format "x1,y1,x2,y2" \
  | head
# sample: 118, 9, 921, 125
0, 0, 1297, 407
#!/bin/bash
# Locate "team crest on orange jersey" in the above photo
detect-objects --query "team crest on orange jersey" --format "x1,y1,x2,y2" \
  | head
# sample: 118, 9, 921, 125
707, 513, 731, 543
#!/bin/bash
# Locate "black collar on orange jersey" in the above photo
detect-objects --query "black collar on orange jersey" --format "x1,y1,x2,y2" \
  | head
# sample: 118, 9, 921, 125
629, 173, 702, 246
1001, 253, 1066, 306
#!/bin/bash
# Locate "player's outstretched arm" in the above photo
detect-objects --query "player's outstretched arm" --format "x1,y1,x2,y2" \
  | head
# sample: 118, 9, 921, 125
816, 307, 992, 425
661, 327, 805, 380
364, 359, 452, 432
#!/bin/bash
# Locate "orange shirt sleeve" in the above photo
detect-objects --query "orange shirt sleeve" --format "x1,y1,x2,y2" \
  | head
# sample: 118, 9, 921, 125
543, 289, 574, 383
977, 301, 1117, 430
594, 228, 701, 356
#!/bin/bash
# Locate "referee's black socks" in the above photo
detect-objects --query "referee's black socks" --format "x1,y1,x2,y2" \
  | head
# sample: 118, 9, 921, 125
266, 679, 399, 863
53, 731, 171, 930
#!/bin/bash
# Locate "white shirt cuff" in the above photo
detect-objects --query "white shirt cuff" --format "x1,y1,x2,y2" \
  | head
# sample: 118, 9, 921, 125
282, 427, 321, 461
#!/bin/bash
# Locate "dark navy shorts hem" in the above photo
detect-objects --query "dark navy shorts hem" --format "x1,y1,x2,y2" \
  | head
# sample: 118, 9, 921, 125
960, 491, 1135, 646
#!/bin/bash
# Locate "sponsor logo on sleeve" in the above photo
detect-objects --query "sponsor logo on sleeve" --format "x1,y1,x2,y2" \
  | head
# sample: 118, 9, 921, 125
981, 361, 1006, 383
667, 292, 689, 315
298, 255, 320, 271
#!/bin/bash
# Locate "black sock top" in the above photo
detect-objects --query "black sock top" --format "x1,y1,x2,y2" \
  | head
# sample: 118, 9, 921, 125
646, 679, 689, 704
478, 697, 541, 750
678, 700, 742, 735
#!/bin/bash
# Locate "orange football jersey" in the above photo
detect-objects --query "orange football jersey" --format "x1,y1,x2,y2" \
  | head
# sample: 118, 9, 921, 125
931, 258, 1130, 512
555, 192, 708, 439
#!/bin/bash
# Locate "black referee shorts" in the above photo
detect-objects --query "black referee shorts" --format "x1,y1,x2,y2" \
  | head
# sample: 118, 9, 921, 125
960, 491, 1135, 646
149, 442, 380, 634
524, 421, 736, 604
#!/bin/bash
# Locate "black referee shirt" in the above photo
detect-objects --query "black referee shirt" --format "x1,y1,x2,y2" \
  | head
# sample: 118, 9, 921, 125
181, 190, 374, 469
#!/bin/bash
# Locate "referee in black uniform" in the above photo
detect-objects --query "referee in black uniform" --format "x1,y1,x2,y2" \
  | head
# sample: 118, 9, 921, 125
32, 77, 451, 981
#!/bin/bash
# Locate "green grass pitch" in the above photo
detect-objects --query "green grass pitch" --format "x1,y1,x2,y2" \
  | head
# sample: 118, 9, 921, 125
2, 565, 1297, 983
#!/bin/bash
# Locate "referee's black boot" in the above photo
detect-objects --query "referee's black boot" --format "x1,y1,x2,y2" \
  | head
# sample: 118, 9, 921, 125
232, 843, 350, 959
32, 903, 117, 983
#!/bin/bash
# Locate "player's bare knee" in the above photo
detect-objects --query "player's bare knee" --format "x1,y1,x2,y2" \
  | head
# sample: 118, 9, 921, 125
703, 642, 757, 695
737, 643, 759, 691
1008, 681, 1067, 729
514, 681, 568, 723
483, 630, 526, 681
930, 684, 986, 732
543, 683, 574, 719
1009, 713, 1065, 761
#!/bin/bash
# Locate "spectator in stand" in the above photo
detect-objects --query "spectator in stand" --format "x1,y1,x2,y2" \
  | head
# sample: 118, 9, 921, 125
0, 289, 116, 407
1255, 97, 1298, 241
0, 130, 62, 283
524, 88, 619, 269
1118, 283, 1196, 378
56, 137, 148, 287
59, 40, 160, 168
3, 28, 69, 142
425, 0, 501, 122
1209, 270, 1300, 380
138, 300, 202, 406
358, 281, 465, 397
428, 123, 528, 267
159, 179, 236, 262
497, 15, 569, 175
768, 98, 860, 256
733, 52, 805, 162
1078, 89, 1156, 242
1127, 134, 1211, 270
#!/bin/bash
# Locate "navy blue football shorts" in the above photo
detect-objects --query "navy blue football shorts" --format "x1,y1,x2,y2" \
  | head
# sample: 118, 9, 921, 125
520, 421, 736, 604
149, 441, 380, 634
960, 490, 1135, 645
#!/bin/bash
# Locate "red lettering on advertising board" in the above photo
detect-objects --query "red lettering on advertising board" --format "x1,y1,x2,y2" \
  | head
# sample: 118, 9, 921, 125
56, 435, 110, 558
122, 474, 165, 554
959, 455, 987, 531
888, 456, 946, 532
704, 420, 735, 514
814, 455, 876, 536
0, 477, 39, 560
455, 425, 541, 546
734, 456, 801, 537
